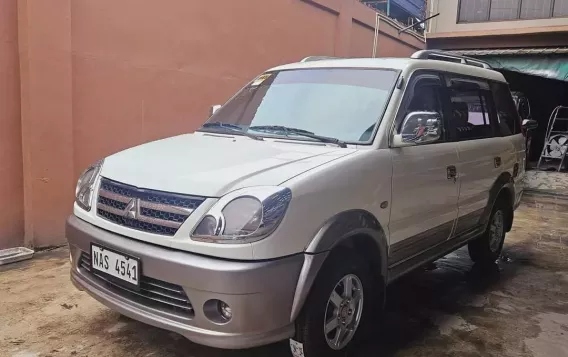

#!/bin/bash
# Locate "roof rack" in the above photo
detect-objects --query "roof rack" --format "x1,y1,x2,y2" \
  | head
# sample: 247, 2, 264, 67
300, 56, 339, 62
411, 50, 492, 69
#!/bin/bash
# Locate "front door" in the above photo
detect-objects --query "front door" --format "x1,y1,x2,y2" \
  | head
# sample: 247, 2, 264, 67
389, 72, 459, 266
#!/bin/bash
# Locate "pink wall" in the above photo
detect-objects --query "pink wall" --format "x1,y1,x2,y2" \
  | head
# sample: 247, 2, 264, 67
18, 0, 75, 247
0, 0, 24, 249
71, 0, 340, 170
3, 0, 423, 248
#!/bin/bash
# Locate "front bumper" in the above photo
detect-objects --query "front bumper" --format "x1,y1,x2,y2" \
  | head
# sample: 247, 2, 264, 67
66, 215, 304, 349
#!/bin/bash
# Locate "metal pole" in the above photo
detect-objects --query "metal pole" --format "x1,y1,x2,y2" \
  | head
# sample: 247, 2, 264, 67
372, 13, 380, 58
386, 0, 391, 16
398, 12, 440, 34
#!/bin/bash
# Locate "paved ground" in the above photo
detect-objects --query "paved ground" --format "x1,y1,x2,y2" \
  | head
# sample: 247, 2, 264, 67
1, 194, 567, 357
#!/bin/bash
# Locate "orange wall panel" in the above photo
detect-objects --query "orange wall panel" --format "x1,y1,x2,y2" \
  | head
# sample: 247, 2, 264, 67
3, 0, 423, 248
350, 22, 374, 57
0, 0, 24, 249
71, 0, 338, 172
18, 0, 74, 247
377, 35, 420, 57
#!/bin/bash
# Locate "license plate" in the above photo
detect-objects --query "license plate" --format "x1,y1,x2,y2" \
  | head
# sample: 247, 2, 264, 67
91, 244, 140, 287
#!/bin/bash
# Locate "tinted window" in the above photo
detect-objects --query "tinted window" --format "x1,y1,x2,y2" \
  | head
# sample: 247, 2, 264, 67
490, 0, 520, 20
492, 82, 522, 135
521, 0, 552, 19
459, 0, 490, 22
448, 80, 494, 141
397, 74, 445, 142
554, 0, 568, 17
459, 0, 563, 22
204, 68, 398, 143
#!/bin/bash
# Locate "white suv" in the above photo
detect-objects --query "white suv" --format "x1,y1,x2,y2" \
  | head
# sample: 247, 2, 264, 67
67, 51, 537, 356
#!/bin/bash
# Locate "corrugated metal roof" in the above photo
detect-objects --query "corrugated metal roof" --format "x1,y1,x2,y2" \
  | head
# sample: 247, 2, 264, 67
451, 48, 568, 56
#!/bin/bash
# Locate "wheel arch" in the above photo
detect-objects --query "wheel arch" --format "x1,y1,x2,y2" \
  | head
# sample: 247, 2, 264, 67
290, 209, 388, 322
481, 172, 515, 232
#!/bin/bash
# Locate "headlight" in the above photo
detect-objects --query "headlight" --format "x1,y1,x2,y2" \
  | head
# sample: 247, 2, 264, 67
191, 186, 292, 243
75, 160, 104, 211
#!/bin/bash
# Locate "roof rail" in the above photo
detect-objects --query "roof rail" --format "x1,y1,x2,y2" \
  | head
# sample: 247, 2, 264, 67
411, 50, 492, 69
300, 56, 339, 62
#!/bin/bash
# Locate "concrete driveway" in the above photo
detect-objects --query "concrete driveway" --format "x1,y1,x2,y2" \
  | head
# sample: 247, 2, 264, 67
1, 193, 567, 357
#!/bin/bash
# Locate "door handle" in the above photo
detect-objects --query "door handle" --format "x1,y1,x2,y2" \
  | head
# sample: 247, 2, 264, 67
494, 157, 502, 168
447, 165, 457, 183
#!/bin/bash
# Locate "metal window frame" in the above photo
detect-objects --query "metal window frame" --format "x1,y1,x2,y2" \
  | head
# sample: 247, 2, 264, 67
552, 0, 568, 17
457, 0, 559, 23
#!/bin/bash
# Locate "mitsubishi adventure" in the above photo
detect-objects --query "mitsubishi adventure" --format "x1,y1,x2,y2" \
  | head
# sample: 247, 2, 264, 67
67, 50, 537, 356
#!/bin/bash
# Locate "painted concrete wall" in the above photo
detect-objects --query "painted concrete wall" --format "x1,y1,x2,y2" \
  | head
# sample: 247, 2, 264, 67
0, 0, 24, 249
3, 0, 423, 248
428, 0, 568, 37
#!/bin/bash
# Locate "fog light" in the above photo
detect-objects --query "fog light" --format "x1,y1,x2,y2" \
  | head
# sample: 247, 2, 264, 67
204, 299, 233, 323
219, 301, 232, 320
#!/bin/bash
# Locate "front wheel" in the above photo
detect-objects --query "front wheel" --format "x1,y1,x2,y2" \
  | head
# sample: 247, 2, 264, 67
292, 250, 376, 356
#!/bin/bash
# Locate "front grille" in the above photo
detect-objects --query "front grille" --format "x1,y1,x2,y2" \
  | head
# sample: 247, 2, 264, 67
79, 252, 194, 318
96, 178, 205, 236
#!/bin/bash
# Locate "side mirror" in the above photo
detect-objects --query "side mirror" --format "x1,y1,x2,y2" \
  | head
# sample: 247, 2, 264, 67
209, 104, 222, 117
522, 119, 538, 130
392, 111, 443, 147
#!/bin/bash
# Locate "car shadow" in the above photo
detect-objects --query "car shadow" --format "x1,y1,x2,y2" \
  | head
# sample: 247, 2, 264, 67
107, 247, 522, 357
353, 247, 521, 356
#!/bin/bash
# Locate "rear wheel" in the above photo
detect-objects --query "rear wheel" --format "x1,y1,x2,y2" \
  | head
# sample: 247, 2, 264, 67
293, 249, 376, 356
468, 198, 509, 264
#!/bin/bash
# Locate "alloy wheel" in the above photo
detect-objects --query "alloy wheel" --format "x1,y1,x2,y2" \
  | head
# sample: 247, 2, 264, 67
489, 210, 504, 252
323, 274, 364, 350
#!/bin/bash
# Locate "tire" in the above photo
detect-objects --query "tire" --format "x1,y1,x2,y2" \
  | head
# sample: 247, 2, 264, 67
468, 198, 509, 264
293, 249, 377, 357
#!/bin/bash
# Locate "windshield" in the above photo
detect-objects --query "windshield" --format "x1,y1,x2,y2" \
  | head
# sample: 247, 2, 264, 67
200, 68, 399, 144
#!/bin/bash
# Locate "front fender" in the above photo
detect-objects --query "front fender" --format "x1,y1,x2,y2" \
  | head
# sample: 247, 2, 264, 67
289, 210, 388, 321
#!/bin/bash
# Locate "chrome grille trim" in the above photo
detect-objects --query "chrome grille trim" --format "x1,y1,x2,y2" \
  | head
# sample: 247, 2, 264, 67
79, 253, 194, 317
99, 189, 193, 215
98, 189, 131, 203
97, 203, 183, 229
96, 178, 205, 236
139, 200, 193, 215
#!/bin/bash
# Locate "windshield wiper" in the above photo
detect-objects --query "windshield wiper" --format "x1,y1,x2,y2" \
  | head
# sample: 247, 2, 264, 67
200, 122, 263, 141
249, 125, 347, 148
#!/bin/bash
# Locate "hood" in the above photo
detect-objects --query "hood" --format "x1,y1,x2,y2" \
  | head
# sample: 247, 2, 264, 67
100, 133, 355, 197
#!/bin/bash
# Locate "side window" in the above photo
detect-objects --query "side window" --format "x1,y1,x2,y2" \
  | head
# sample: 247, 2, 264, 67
448, 78, 495, 141
396, 73, 445, 142
493, 83, 522, 135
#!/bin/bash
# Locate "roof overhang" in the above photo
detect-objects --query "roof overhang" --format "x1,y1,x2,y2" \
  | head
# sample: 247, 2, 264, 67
451, 48, 568, 56
449, 48, 568, 81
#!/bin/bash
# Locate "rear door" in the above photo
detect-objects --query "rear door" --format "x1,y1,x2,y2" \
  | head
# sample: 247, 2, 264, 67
492, 82, 525, 207
448, 76, 507, 235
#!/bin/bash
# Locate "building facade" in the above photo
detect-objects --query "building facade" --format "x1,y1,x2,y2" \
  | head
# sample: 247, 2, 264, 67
427, 0, 568, 54
425, 0, 568, 170
0, 0, 424, 249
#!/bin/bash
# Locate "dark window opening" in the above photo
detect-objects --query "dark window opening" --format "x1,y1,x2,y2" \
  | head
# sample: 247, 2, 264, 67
491, 82, 522, 136
448, 78, 495, 141
459, 0, 566, 22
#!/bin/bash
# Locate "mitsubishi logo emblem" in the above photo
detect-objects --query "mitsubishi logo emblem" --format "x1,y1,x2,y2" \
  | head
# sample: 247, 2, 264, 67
123, 198, 139, 219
